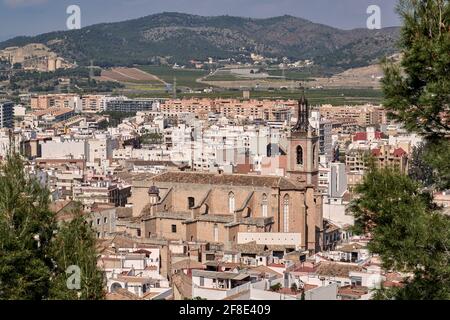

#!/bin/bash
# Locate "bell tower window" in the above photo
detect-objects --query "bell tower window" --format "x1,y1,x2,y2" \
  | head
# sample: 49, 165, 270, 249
313, 144, 317, 167
296, 146, 303, 165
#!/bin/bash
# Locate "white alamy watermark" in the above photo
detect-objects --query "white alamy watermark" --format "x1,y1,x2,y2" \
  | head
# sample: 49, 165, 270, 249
366, 5, 381, 30
66, 265, 81, 290
66, 5, 81, 30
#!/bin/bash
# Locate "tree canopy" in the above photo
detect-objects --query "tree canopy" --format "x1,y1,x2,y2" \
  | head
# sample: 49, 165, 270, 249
353, 0, 450, 300
382, 0, 450, 140
382, 0, 450, 190
350, 165, 450, 299
0, 153, 104, 300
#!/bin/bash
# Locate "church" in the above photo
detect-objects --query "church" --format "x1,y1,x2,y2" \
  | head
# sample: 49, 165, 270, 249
126, 96, 324, 252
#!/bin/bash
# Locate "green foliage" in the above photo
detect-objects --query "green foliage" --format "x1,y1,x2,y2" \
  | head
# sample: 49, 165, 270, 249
270, 283, 282, 292
0, 13, 399, 69
290, 283, 298, 293
0, 153, 55, 300
9, 67, 122, 93
382, 0, 450, 191
48, 209, 105, 300
408, 142, 435, 187
138, 65, 208, 89
422, 138, 450, 190
300, 291, 306, 300
0, 153, 104, 300
409, 140, 450, 190
140, 132, 163, 145
351, 1, 450, 300
126, 87, 383, 105
382, 0, 450, 140
349, 165, 450, 299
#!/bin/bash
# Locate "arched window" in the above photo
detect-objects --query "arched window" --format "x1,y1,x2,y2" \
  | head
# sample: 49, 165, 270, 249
296, 146, 303, 165
313, 144, 317, 167
283, 195, 290, 232
110, 282, 123, 293
267, 144, 272, 157
188, 197, 195, 209
228, 192, 235, 213
261, 194, 268, 217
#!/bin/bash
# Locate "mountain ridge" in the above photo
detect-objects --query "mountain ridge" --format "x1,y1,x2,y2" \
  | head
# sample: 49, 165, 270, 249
0, 12, 400, 70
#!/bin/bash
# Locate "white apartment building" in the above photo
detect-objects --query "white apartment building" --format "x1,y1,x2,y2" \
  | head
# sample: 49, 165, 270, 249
86, 133, 119, 168
101, 247, 171, 299
310, 110, 333, 162
40, 137, 87, 159
169, 124, 282, 173
113, 145, 170, 162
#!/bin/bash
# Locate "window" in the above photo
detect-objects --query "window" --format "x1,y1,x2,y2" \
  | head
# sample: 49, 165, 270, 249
171, 224, 177, 233
103, 217, 107, 224
261, 194, 268, 217
188, 197, 195, 209
228, 192, 235, 213
137, 229, 141, 237
267, 144, 272, 157
97, 218, 100, 225
283, 195, 290, 232
313, 145, 317, 167
296, 146, 303, 165
199, 276, 205, 287
351, 277, 362, 286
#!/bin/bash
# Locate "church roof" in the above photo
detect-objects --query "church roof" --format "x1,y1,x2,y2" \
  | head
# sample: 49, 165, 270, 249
149, 172, 301, 190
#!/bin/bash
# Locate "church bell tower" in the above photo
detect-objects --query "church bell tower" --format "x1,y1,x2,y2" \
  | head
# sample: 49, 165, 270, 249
287, 95, 319, 187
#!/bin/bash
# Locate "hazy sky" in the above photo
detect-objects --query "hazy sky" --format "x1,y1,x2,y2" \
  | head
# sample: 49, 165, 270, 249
0, 0, 401, 41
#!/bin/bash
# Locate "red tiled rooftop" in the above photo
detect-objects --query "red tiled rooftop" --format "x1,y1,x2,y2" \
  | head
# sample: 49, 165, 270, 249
371, 148, 381, 156
353, 132, 382, 141
393, 148, 407, 157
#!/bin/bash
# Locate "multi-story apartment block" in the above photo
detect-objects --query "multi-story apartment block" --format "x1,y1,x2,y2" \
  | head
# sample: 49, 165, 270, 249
0, 100, 14, 129
72, 178, 131, 211
346, 145, 408, 174
310, 110, 333, 162
31, 94, 80, 110
106, 99, 159, 113
320, 104, 387, 127
26, 107, 75, 127
160, 98, 296, 122
81, 95, 123, 113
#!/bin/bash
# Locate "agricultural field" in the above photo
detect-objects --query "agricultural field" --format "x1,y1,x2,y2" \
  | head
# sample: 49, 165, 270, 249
267, 69, 315, 81
200, 66, 339, 89
98, 67, 164, 85
125, 88, 384, 105
137, 65, 209, 89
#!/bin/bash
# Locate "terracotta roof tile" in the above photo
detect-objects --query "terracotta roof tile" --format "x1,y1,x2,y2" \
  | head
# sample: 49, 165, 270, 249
150, 172, 301, 190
